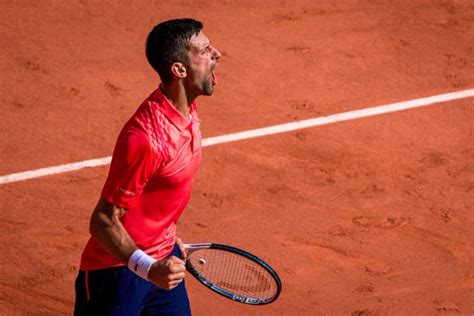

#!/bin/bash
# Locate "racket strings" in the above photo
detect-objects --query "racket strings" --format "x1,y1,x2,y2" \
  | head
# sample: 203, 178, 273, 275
188, 249, 278, 299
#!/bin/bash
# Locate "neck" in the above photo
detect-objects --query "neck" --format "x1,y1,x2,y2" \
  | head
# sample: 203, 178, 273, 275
160, 81, 196, 116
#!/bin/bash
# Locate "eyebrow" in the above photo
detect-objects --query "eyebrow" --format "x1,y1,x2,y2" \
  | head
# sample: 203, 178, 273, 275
201, 42, 211, 51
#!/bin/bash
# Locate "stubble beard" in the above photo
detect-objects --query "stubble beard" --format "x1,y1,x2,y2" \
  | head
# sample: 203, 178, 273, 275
202, 79, 214, 96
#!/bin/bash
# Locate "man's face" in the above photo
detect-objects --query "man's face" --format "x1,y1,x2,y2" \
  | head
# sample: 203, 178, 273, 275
185, 31, 221, 96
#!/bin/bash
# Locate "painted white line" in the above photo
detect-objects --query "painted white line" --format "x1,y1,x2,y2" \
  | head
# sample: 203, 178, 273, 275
202, 89, 474, 146
1, 88, 473, 185
0, 157, 112, 185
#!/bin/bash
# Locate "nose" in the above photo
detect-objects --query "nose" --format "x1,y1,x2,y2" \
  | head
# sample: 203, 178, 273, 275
212, 46, 221, 62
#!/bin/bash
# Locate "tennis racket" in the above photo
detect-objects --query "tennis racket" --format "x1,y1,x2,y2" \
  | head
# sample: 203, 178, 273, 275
184, 243, 282, 305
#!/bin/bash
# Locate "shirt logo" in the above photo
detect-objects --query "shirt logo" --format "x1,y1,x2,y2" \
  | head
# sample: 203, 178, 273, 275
119, 188, 135, 197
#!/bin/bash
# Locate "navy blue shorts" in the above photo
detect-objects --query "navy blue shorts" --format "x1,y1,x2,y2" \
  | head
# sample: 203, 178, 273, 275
74, 245, 191, 316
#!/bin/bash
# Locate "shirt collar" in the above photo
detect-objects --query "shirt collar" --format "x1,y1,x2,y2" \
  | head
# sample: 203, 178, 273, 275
151, 86, 198, 131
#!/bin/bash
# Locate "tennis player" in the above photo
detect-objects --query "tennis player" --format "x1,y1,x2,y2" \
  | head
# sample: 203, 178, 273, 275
74, 18, 221, 315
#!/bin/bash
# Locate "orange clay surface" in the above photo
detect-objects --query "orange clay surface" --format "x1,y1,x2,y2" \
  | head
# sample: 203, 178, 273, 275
1, 1, 474, 315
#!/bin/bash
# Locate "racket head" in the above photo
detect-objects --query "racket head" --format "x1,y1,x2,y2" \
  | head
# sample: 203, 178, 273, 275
184, 243, 282, 305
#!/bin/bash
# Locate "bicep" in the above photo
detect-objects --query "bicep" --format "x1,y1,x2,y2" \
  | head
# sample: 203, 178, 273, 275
90, 197, 127, 232
88, 197, 137, 264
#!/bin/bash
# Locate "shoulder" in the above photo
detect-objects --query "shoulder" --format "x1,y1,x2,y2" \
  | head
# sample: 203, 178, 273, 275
112, 129, 152, 164
122, 130, 151, 153
134, 101, 173, 156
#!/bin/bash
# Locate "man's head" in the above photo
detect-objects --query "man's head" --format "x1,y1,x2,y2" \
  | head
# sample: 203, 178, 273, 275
146, 18, 221, 96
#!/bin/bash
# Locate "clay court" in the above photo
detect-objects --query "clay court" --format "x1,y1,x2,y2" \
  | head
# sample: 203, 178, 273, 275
1, 1, 473, 315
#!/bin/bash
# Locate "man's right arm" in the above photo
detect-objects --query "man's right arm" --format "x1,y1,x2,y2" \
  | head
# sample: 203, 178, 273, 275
89, 197, 136, 263
89, 197, 186, 290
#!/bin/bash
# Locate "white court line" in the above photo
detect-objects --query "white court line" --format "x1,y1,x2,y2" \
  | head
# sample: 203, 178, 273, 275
1, 88, 473, 185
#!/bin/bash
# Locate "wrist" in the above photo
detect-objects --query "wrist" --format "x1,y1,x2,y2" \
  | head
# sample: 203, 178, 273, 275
128, 249, 157, 280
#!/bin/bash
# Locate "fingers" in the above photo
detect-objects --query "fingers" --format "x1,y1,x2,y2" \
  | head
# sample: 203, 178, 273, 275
168, 271, 186, 281
148, 256, 186, 290
175, 237, 187, 260
167, 255, 185, 269
166, 270, 185, 290
166, 257, 185, 289
167, 257, 185, 276
168, 278, 183, 290
167, 255, 185, 264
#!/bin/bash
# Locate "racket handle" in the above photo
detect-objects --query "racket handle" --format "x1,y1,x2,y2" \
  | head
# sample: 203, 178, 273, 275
183, 243, 212, 251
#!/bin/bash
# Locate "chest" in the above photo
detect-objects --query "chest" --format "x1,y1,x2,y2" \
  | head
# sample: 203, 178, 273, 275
147, 126, 202, 190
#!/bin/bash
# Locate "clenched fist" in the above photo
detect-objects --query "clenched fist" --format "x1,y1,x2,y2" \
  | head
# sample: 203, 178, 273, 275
148, 256, 186, 290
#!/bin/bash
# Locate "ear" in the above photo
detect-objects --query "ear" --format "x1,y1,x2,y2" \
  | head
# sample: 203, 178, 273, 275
170, 62, 187, 79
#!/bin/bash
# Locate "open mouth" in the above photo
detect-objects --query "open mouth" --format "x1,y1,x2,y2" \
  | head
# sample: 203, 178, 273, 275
210, 63, 218, 85
211, 70, 217, 85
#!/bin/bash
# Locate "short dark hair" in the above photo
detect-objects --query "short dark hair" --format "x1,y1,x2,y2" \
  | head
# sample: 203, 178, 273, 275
146, 18, 203, 83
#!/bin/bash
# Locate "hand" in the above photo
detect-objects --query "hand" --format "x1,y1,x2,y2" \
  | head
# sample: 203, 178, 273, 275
175, 236, 187, 260
148, 256, 186, 290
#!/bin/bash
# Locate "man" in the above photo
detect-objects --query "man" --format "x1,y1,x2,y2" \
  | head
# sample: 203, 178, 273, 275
74, 18, 221, 315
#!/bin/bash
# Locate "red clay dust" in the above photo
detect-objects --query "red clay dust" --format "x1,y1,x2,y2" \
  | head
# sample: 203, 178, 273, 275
1, 1, 473, 315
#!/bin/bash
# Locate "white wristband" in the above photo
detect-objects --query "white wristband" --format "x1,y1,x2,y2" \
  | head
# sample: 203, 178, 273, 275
128, 249, 157, 280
